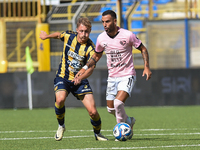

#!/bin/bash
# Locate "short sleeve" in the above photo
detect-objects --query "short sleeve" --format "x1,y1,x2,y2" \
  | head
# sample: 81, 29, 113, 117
85, 40, 96, 61
60, 31, 66, 42
129, 32, 142, 49
95, 37, 104, 53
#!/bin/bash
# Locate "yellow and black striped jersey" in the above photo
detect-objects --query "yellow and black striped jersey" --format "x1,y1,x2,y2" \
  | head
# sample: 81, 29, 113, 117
56, 30, 95, 80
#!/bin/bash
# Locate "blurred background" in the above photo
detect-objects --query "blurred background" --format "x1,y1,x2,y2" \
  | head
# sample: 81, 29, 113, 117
0, 0, 200, 109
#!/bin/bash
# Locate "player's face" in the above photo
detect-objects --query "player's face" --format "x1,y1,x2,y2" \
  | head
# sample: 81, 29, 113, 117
76, 24, 91, 44
102, 14, 117, 35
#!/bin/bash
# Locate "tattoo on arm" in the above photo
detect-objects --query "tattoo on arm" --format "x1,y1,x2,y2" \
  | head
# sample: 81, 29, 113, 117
91, 57, 97, 64
141, 50, 150, 68
86, 57, 96, 68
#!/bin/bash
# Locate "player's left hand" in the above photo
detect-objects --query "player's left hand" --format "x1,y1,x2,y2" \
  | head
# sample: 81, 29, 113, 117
72, 68, 88, 85
72, 77, 82, 85
74, 68, 86, 78
142, 68, 152, 80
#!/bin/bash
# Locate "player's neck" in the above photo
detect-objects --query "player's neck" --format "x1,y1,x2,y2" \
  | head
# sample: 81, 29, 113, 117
77, 36, 87, 44
107, 26, 119, 38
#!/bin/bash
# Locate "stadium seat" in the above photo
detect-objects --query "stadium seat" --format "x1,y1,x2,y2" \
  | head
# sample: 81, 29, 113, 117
154, 0, 173, 4
140, 0, 173, 4
131, 20, 143, 35
93, 0, 173, 32
144, 5, 158, 18
130, 5, 142, 34
93, 7, 113, 22
140, 0, 149, 4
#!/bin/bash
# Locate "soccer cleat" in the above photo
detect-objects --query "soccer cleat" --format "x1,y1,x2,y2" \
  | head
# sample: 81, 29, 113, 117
127, 117, 135, 140
55, 126, 65, 141
95, 133, 108, 141
129, 117, 136, 130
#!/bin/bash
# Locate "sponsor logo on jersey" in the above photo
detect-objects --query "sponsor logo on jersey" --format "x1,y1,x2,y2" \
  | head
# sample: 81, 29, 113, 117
68, 67, 79, 73
67, 51, 84, 61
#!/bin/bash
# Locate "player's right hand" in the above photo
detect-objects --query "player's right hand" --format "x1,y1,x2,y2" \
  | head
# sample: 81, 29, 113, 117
39, 31, 47, 40
142, 68, 152, 80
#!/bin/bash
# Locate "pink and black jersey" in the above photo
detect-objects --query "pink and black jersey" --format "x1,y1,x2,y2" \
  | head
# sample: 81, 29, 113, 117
96, 27, 141, 77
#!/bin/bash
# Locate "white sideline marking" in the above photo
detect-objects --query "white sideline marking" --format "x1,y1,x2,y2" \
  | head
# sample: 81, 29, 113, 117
1, 132, 200, 141
0, 130, 55, 133
1, 128, 200, 141
138, 128, 200, 131
0, 135, 108, 141
53, 144, 200, 150
0, 128, 199, 133
136, 132, 200, 136
0, 135, 113, 141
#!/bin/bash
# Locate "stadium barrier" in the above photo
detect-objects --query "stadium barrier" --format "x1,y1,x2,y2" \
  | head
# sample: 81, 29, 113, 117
36, 23, 51, 71
0, 68, 200, 109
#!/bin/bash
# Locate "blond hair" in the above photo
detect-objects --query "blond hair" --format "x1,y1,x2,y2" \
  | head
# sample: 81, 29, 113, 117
77, 17, 91, 29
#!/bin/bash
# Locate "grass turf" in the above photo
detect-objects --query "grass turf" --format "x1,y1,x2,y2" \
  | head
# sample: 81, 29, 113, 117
0, 105, 200, 150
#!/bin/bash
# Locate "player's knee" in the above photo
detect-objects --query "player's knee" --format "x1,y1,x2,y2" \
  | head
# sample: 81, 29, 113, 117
107, 106, 115, 115
55, 95, 65, 106
89, 110, 98, 119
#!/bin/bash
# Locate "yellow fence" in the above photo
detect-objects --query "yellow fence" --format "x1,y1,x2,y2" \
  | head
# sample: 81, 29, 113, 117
1, 0, 200, 73
0, 0, 51, 73
0, 0, 50, 22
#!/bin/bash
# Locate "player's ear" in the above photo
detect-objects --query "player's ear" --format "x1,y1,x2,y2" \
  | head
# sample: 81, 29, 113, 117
114, 19, 117, 25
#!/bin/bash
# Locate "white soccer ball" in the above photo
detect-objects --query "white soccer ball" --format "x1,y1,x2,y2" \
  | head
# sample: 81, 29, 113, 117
113, 122, 133, 141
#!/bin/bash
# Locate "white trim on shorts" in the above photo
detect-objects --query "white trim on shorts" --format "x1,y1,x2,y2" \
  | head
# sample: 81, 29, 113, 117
106, 75, 136, 100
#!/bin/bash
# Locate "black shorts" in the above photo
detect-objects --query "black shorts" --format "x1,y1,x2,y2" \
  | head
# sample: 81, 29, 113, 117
54, 77, 93, 100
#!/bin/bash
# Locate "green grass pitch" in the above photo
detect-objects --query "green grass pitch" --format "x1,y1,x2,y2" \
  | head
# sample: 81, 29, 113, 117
0, 105, 200, 150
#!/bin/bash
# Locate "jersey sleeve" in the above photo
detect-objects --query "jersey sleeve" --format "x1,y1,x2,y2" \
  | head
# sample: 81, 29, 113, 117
129, 32, 142, 49
60, 30, 77, 42
59, 31, 66, 42
95, 37, 104, 53
86, 40, 96, 61
87, 48, 95, 61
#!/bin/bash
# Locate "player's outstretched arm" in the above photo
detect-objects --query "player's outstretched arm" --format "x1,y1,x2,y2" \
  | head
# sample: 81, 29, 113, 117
137, 43, 152, 80
39, 31, 61, 40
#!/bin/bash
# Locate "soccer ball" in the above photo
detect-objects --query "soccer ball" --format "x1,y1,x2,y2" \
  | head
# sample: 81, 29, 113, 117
113, 122, 133, 141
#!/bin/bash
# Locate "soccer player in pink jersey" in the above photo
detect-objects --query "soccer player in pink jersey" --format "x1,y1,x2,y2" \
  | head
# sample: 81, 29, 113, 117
73, 10, 152, 139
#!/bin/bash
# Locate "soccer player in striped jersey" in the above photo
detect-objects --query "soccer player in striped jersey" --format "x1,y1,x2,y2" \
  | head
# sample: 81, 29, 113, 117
39, 17, 108, 141
74, 10, 152, 140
